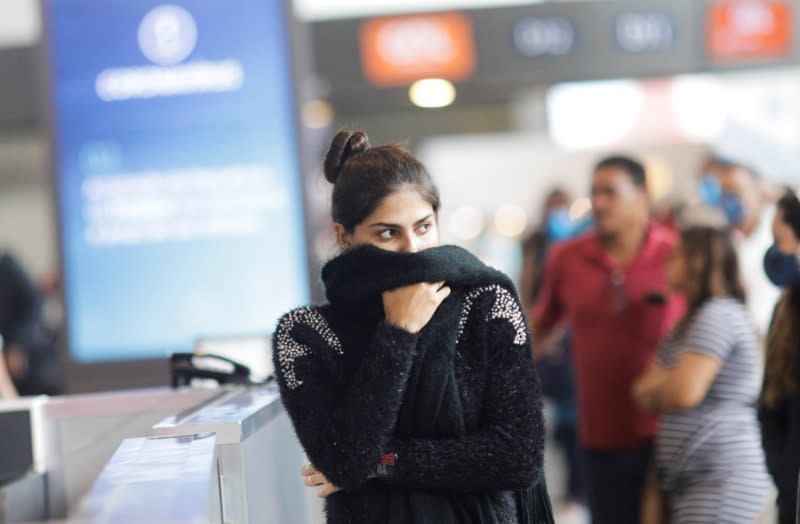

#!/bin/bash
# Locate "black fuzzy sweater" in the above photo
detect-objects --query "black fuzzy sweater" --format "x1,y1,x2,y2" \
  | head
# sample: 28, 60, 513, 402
273, 245, 546, 524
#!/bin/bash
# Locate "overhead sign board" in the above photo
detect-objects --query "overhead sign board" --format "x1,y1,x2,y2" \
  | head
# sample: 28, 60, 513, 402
360, 12, 476, 86
708, 1, 793, 61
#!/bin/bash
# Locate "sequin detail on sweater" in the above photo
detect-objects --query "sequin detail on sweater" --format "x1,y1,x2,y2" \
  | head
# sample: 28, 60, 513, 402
457, 285, 528, 346
275, 307, 342, 389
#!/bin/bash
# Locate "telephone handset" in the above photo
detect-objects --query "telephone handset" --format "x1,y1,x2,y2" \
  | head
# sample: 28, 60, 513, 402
170, 352, 269, 388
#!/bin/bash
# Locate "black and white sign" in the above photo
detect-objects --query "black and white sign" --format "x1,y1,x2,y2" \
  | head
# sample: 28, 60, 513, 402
512, 16, 576, 58
615, 12, 675, 53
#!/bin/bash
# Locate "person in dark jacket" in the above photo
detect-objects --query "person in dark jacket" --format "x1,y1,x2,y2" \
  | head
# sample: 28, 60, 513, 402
0, 253, 62, 396
520, 189, 587, 518
760, 188, 800, 524
273, 130, 553, 524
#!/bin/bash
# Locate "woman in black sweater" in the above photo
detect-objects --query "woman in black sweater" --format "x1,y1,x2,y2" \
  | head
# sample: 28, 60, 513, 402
273, 131, 552, 524
760, 189, 800, 524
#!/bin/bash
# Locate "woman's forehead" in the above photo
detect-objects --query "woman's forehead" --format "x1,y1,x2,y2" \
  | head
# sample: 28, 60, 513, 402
366, 191, 435, 224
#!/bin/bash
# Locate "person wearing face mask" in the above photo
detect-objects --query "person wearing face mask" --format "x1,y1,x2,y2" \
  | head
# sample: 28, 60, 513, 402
759, 188, 800, 524
520, 189, 588, 521
520, 189, 574, 312
272, 130, 553, 524
698, 157, 780, 336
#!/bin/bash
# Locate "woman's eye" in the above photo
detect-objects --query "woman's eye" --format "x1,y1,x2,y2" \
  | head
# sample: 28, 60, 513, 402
378, 230, 395, 240
417, 223, 431, 234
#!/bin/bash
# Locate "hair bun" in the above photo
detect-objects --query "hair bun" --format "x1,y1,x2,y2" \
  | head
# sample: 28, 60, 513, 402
324, 130, 370, 184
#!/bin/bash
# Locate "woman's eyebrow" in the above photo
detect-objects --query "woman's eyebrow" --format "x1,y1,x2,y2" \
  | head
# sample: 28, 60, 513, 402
368, 215, 433, 228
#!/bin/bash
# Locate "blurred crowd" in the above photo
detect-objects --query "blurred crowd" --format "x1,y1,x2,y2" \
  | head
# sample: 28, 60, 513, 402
0, 254, 63, 400
1, 147, 797, 524
520, 155, 800, 524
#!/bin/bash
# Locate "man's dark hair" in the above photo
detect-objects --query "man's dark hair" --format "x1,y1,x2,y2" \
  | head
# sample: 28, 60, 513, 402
593, 155, 647, 189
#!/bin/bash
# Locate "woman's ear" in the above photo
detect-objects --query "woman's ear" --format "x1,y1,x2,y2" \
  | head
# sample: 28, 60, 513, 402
334, 224, 352, 250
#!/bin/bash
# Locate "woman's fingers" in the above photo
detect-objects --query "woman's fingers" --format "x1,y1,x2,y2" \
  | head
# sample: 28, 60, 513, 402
300, 467, 341, 498
317, 482, 342, 498
303, 472, 326, 487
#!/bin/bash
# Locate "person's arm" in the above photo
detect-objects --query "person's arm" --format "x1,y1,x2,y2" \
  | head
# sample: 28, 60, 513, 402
658, 353, 723, 411
0, 339, 19, 399
634, 353, 722, 412
635, 303, 731, 412
379, 287, 544, 493
274, 310, 420, 492
632, 362, 670, 411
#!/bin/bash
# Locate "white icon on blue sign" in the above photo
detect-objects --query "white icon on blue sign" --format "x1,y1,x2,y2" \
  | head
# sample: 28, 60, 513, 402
138, 4, 198, 66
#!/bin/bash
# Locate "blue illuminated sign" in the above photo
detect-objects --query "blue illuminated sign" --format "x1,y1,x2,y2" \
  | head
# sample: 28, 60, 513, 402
43, 0, 310, 362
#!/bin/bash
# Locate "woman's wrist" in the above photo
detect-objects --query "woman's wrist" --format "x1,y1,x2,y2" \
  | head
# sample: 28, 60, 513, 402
382, 319, 419, 336
384, 315, 419, 334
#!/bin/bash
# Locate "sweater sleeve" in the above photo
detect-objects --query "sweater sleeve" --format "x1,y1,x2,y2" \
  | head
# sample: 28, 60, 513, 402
381, 287, 545, 493
273, 308, 419, 491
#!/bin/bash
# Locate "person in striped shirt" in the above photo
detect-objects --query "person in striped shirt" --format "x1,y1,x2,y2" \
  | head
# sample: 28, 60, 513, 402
633, 225, 770, 523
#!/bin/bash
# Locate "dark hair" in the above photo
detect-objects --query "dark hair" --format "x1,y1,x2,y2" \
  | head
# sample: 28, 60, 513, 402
704, 154, 735, 170
776, 188, 800, 239
324, 130, 441, 232
543, 188, 569, 210
675, 225, 746, 335
593, 155, 647, 189
539, 188, 569, 222
764, 188, 800, 407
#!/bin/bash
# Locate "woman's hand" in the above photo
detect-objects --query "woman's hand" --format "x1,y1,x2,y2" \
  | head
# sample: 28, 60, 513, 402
382, 282, 451, 334
301, 464, 342, 498
632, 364, 669, 412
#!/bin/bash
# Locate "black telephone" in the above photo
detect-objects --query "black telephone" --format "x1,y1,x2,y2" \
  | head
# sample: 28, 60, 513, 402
170, 352, 262, 388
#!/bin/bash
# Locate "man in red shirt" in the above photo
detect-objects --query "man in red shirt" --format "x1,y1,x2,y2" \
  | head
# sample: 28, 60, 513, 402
533, 156, 684, 524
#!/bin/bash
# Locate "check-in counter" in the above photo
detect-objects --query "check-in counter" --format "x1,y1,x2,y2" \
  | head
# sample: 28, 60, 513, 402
0, 472, 48, 523
0, 387, 220, 522
42, 387, 222, 518
152, 385, 317, 524
0, 385, 314, 524
0, 397, 51, 523
77, 433, 221, 524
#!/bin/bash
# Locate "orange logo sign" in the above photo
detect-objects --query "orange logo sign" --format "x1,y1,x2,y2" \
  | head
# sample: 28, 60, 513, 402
360, 13, 476, 87
708, 1, 793, 60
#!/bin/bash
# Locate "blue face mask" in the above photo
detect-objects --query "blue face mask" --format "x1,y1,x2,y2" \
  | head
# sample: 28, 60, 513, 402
546, 208, 573, 240
700, 175, 744, 226
764, 245, 800, 288
546, 208, 592, 241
